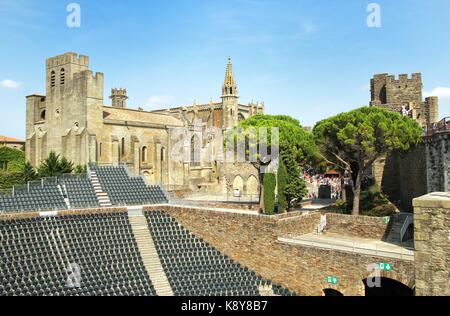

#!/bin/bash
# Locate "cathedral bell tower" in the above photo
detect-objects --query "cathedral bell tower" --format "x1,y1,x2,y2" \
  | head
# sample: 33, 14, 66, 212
221, 57, 239, 129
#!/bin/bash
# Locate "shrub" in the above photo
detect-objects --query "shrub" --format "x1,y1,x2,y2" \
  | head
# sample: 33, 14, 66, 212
263, 173, 276, 215
277, 160, 288, 213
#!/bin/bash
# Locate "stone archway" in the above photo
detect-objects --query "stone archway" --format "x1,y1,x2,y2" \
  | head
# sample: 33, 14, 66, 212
246, 175, 259, 197
362, 277, 414, 296
232, 176, 244, 194
361, 270, 414, 290
360, 270, 414, 296
323, 288, 344, 297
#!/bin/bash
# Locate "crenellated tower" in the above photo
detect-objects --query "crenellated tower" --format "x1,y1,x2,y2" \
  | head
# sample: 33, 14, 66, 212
370, 73, 439, 127
110, 88, 128, 108
221, 57, 239, 129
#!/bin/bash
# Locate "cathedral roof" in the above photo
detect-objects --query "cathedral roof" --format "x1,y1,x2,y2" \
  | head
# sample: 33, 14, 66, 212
103, 106, 183, 127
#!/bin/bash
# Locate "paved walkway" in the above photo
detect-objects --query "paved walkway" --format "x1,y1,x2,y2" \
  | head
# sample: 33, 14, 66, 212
278, 232, 414, 261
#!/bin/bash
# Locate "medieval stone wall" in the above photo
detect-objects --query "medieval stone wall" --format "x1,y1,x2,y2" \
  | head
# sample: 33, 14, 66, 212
324, 213, 390, 240
413, 193, 450, 296
144, 205, 414, 296
380, 131, 449, 211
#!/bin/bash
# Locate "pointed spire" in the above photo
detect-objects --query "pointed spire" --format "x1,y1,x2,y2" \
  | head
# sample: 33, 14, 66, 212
222, 56, 238, 97
224, 57, 235, 86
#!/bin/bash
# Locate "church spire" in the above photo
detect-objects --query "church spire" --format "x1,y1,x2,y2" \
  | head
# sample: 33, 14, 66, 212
222, 57, 238, 97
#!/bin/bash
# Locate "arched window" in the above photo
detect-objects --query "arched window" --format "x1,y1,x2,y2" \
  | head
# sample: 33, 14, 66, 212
40, 110, 46, 121
121, 138, 125, 156
190, 135, 200, 167
142, 146, 148, 163
50, 71, 56, 87
161, 147, 165, 162
60, 68, 65, 85
99, 143, 103, 157
230, 87, 233, 94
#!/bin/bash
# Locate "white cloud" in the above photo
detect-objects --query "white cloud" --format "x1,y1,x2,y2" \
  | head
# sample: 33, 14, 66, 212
0, 79, 21, 89
424, 87, 450, 99
147, 96, 175, 107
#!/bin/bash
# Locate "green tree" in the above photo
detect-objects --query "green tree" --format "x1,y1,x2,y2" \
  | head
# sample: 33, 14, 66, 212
282, 150, 308, 210
22, 162, 37, 183
37, 152, 74, 177
277, 159, 288, 213
74, 165, 87, 174
59, 157, 74, 174
263, 173, 276, 215
231, 114, 319, 212
313, 106, 422, 216
0, 146, 25, 173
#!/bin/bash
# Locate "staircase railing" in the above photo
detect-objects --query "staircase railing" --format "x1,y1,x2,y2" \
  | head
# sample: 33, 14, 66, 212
400, 215, 413, 243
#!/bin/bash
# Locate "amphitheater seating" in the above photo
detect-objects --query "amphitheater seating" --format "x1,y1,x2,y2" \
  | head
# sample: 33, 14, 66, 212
0, 182, 66, 213
93, 165, 168, 206
145, 211, 296, 296
0, 212, 157, 296
62, 176, 99, 209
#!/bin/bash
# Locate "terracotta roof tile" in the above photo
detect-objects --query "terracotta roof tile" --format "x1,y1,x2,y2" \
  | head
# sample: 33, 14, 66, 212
0, 135, 24, 143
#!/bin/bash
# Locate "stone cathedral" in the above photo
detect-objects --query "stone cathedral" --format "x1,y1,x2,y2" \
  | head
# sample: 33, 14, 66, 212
25, 52, 264, 195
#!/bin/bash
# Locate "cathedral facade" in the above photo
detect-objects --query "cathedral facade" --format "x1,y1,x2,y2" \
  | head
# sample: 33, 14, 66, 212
25, 52, 263, 196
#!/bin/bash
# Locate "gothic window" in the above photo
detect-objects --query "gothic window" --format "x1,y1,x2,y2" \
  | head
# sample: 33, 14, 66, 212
230, 87, 233, 94
99, 143, 103, 157
121, 138, 125, 156
142, 146, 148, 163
161, 147, 166, 162
190, 135, 200, 167
51, 71, 56, 87
60, 68, 65, 85
40, 110, 46, 121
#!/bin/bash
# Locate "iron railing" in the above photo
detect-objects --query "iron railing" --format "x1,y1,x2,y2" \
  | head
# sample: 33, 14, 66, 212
400, 215, 413, 243
425, 117, 450, 136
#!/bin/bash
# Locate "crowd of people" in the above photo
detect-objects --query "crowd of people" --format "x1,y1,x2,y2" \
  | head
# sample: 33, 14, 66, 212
304, 171, 351, 200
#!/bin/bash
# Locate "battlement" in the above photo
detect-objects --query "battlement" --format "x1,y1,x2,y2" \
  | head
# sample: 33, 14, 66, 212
73, 70, 103, 81
46, 52, 89, 69
110, 87, 128, 108
385, 73, 422, 83
111, 88, 128, 96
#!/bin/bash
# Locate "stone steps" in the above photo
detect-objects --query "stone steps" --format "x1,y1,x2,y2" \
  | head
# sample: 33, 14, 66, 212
89, 171, 112, 207
386, 217, 412, 244
128, 213, 174, 296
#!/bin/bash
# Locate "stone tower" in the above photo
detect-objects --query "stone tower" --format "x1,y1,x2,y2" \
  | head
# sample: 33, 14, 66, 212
110, 88, 128, 108
221, 57, 239, 129
25, 52, 104, 166
370, 73, 439, 127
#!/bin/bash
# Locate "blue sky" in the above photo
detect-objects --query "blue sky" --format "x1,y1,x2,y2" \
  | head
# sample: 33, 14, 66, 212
1, 0, 449, 139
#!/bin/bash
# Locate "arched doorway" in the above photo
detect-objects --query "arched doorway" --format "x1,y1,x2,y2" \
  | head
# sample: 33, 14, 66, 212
232, 176, 244, 195
363, 278, 413, 296
246, 175, 259, 197
323, 289, 344, 297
